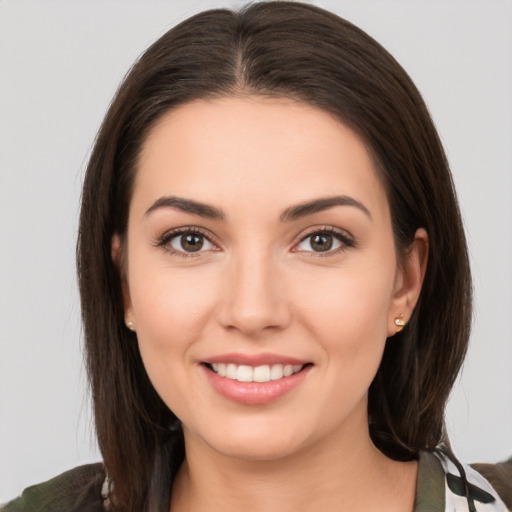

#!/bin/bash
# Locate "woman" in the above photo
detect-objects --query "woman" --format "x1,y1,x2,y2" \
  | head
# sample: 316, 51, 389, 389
2, 2, 510, 511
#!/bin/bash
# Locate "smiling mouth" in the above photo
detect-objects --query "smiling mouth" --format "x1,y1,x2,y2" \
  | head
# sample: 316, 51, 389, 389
204, 363, 310, 383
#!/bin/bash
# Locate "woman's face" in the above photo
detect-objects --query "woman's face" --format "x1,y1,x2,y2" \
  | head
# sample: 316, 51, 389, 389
120, 96, 423, 460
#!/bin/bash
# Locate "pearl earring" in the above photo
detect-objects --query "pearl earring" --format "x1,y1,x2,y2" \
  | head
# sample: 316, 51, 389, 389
394, 315, 405, 333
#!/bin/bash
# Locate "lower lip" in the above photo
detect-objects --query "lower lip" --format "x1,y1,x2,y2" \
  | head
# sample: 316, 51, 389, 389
202, 365, 312, 405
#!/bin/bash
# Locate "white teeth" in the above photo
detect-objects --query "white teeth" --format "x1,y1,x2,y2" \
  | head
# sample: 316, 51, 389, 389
236, 365, 253, 382
226, 363, 237, 379
270, 365, 284, 380
209, 363, 304, 382
253, 365, 270, 382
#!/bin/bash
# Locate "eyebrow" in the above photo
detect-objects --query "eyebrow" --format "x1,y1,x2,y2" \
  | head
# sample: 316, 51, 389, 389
144, 195, 371, 222
279, 195, 372, 222
145, 196, 225, 220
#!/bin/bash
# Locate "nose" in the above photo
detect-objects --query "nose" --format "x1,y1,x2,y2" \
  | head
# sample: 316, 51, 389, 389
217, 249, 292, 337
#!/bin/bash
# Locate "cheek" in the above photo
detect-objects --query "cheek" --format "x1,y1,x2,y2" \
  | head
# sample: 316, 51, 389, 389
292, 258, 396, 390
301, 266, 394, 413
128, 265, 222, 416
295, 261, 395, 341
129, 261, 219, 369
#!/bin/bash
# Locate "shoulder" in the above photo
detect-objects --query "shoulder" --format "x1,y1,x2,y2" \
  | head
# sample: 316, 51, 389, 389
1, 463, 106, 512
471, 458, 512, 511
416, 450, 512, 512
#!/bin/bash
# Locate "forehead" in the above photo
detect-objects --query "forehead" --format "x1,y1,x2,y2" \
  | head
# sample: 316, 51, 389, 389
133, 96, 389, 222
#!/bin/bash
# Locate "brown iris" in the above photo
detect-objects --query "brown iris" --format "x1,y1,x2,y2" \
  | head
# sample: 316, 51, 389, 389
181, 233, 204, 252
310, 233, 333, 252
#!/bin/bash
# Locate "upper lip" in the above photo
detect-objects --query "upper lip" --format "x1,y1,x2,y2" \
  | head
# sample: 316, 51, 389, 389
203, 353, 310, 366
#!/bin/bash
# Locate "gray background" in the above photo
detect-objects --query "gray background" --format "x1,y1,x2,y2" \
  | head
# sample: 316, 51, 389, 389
1, 0, 511, 503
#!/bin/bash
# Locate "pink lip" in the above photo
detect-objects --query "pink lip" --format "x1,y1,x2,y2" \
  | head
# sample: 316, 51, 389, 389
204, 352, 309, 366
201, 363, 312, 405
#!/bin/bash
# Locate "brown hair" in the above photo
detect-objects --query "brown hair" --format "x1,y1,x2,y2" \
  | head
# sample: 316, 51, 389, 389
77, 2, 472, 510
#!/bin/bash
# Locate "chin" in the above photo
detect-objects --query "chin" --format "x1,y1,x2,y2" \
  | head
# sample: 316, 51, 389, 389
186, 419, 313, 462
209, 437, 303, 462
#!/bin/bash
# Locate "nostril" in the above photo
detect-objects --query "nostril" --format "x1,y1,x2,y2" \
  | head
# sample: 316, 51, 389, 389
217, 301, 292, 336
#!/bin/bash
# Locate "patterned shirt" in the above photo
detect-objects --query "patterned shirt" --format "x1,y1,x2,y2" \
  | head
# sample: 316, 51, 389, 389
2, 450, 510, 511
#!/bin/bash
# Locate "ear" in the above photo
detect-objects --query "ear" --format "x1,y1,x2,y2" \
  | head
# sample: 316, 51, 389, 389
112, 233, 134, 324
387, 228, 429, 336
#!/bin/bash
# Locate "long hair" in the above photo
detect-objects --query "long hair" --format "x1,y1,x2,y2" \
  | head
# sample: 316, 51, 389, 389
77, 2, 472, 510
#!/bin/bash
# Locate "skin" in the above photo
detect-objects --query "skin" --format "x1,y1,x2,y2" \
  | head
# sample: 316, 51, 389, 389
115, 96, 428, 512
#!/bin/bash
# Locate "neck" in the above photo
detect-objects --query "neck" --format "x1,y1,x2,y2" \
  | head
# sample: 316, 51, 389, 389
170, 411, 417, 512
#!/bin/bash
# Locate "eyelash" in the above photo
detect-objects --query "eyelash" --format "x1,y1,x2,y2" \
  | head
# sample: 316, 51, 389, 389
155, 225, 355, 259
294, 226, 355, 257
155, 227, 218, 259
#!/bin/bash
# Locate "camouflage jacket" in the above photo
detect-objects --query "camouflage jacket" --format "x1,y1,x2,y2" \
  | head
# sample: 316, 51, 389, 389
2, 450, 510, 511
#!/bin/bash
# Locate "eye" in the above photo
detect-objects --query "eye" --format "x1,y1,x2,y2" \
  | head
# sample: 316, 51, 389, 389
157, 228, 217, 257
294, 228, 354, 255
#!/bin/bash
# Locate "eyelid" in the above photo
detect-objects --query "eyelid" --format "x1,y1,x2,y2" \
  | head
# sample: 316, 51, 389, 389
154, 224, 354, 258
154, 226, 220, 257
291, 225, 355, 256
